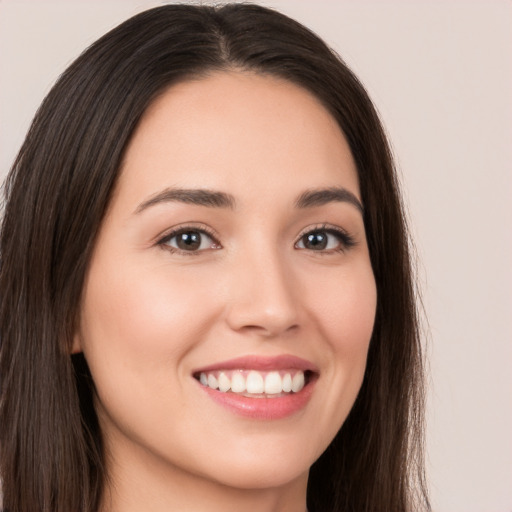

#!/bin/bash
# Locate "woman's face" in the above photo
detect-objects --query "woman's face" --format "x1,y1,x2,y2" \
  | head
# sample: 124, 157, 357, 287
75, 72, 376, 493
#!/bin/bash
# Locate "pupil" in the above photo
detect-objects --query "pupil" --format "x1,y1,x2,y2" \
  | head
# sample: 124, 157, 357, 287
177, 231, 201, 250
306, 232, 327, 250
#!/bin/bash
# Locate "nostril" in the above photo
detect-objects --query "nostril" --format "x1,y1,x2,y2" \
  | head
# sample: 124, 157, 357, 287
231, 321, 300, 338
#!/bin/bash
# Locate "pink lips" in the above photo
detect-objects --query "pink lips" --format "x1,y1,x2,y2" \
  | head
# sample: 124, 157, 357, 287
193, 355, 318, 420
193, 354, 318, 374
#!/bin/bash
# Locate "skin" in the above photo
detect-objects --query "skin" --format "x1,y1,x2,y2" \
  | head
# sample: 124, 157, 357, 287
74, 71, 377, 512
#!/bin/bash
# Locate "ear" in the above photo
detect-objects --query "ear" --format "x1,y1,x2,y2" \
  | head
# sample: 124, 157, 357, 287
71, 332, 83, 354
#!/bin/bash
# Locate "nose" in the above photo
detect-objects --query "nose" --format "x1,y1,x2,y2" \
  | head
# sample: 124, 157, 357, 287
225, 246, 300, 338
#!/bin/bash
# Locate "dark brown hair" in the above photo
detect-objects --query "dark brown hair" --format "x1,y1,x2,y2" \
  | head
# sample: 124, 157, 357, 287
0, 4, 429, 511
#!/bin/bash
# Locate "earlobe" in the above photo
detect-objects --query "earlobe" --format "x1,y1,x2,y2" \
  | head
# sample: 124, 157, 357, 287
71, 333, 83, 354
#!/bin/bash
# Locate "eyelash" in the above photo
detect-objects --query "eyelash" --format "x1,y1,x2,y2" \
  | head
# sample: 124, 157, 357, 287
295, 223, 356, 254
157, 224, 220, 255
157, 223, 356, 255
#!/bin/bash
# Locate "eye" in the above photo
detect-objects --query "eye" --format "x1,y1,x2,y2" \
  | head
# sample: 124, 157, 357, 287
159, 228, 220, 253
295, 226, 355, 252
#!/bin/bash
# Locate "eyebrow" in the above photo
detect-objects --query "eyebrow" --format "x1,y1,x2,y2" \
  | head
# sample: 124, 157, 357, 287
134, 185, 363, 215
295, 187, 363, 214
134, 188, 236, 214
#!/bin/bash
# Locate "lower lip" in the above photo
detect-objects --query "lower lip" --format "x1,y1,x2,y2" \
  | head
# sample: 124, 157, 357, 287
197, 378, 316, 420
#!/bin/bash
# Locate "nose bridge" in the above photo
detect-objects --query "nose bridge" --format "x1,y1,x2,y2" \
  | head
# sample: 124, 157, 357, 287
225, 239, 300, 336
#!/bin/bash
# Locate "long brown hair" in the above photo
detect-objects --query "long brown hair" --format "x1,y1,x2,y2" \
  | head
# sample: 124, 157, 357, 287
0, 4, 429, 511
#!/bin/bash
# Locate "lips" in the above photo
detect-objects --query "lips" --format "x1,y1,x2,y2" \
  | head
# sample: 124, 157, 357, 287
193, 355, 318, 419
194, 354, 318, 373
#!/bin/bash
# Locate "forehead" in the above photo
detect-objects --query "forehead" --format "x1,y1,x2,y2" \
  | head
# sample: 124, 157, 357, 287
117, 71, 359, 210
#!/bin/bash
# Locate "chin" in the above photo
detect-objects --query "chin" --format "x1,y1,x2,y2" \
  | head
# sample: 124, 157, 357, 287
193, 438, 319, 490
207, 458, 310, 490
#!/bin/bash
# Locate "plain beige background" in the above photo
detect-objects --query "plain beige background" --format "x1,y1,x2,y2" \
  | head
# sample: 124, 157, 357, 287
1, 1, 511, 511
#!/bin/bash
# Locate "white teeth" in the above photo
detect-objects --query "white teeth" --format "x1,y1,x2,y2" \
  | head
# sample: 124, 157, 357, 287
291, 372, 305, 392
207, 373, 218, 390
231, 371, 246, 393
198, 369, 307, 395
264, 371, 282, 394
218, 372, 231, 392
246, 371, 264, 394
282, 373, 292, 392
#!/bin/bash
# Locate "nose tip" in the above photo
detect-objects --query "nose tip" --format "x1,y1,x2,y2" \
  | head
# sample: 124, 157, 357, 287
225, 257, 300, 338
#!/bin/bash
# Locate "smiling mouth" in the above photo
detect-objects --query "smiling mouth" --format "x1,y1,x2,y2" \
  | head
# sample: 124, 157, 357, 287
193, 369, 315, 397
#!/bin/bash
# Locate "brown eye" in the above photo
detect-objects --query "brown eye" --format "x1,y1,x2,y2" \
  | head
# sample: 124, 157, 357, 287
176, 231, 201, 250
301, 232, 328, 250
161, 229, 219, 252
295, 228, 354, 252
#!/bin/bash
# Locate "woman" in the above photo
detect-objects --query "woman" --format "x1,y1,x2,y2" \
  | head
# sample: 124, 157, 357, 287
0, 4, 429, 512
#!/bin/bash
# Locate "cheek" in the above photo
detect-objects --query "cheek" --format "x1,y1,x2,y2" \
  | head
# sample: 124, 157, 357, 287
308, 261, 377, 354
304, 261, 376, 433
77, 257, 223, 396
83, 258, 210, 341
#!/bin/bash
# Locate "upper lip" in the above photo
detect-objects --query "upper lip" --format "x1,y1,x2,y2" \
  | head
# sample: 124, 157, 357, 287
193, 354, 319, 374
